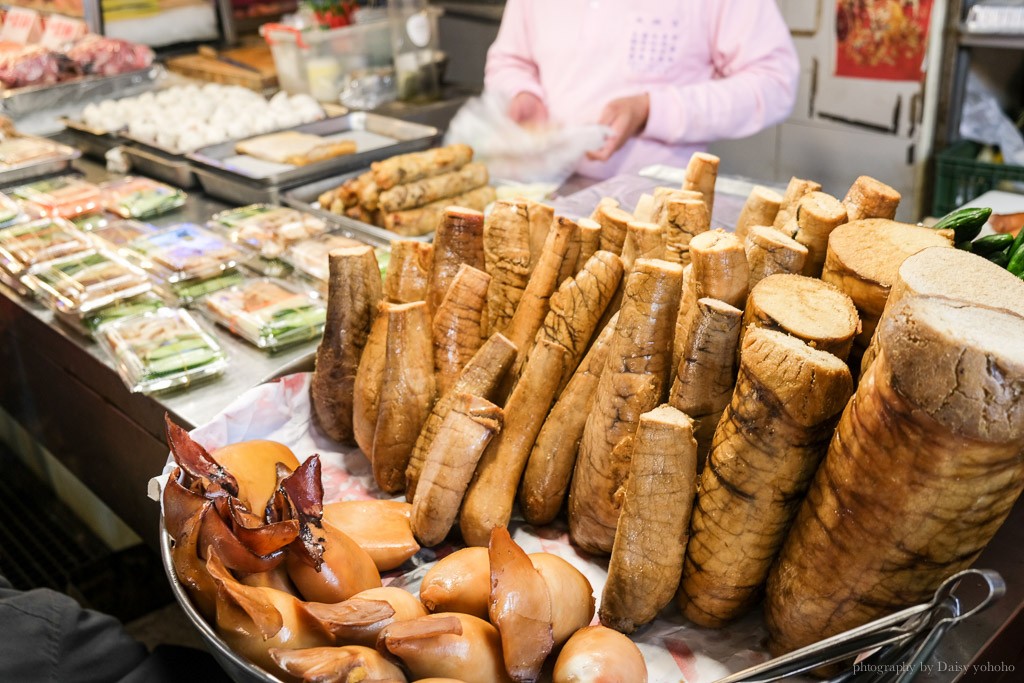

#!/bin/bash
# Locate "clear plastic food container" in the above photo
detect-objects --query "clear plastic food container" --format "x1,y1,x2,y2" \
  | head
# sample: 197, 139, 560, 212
284, 232, 368, 284
58, 291, 166, 337
70, 212, 112, 232
210, 204, 327, 258
11, 176, 102, 219
200, 277, 326, 351
126, 223, 242, 281
97, 308, 228, 394
23, 249, 152, 315
0, 217, 92, 277
102, 176, 187, 219
0, 192, 25, 229
92, 219, 161, 251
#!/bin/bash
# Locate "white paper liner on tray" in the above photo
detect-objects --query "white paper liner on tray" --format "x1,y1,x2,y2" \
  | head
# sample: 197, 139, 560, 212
150, 371, 814, 683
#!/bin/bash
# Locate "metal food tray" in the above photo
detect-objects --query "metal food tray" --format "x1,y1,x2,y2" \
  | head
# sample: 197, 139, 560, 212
121, 144, 197, 189
283, 170, 430, 246
192, 164, 284, 207
61, 118, 124, 160
0, 65, 162, 119
0, 136, 81, 187
186, 112, 440, 188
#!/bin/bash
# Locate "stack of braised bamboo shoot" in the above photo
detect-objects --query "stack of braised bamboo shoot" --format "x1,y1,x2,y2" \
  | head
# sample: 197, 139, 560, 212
309, 152, 1024, 664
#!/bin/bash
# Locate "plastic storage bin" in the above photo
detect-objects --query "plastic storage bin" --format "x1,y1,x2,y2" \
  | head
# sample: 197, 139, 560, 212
262, 17, 393, 102
934, 140, 1024, 216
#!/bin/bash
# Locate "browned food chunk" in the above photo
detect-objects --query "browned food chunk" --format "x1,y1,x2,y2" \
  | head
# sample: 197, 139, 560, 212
792, 191, 847, 277
384, 240, 433, 303
432, 264, 490, 397
734, 185, 783, 240
428, 207, 485, 315
378, 613, 512, 683
659, 198, 709, 265
772, 177, 822, 235
766, 295, 1024, 655
310, 246, 382, 443
744, 225, 808, 289
484, 199, 532, 336
843, 175, 901, 221
679, 329, 852, 627
553, 626, 648, 683
743, 274, 861, 362
568, 259, 684, 554
372, 301, 436, 493
593, 203, 634, 255
411, 394, 503, 547
600, 405, 697, 633
683, 151, 720, 218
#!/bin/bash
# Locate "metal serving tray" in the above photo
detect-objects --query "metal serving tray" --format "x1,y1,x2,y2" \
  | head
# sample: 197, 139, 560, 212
192, 164, 284, 206
60, 119, 122, 160
282, 170, 428, 246
186, 112, 439, 189
121, 144, 198, 189
0, 65, 162, 119
0, 136, 81, 187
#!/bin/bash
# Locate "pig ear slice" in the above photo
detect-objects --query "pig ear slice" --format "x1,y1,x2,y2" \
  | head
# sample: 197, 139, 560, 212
206, 549, 284, 641
227, 498, 301, 557
279, 455, 327, 570
169, 501, 218, 620
165, 413, 239, 496
488, 527, 554, 683
301, 598, 396, 637
163, 467, 208, 539
199, 503, 287, 574
270, 645, 408, 683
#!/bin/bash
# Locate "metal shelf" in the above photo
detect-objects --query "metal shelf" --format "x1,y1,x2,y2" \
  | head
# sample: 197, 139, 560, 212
959, 29, 1024, 50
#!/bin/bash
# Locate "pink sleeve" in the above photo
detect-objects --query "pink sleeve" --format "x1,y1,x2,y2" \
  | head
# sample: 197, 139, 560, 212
644, 0, 799, 144
483, 0, 545, 100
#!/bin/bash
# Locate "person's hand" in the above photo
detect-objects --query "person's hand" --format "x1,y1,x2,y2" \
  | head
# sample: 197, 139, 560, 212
587, 93, 650, 161
508, 91, 549, 126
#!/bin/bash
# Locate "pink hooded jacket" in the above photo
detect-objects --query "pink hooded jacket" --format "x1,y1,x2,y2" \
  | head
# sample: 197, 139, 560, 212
484, 0, 800, 178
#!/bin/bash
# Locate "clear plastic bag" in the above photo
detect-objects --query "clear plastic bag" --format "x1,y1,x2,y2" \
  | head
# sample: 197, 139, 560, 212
445, 92, 609, 185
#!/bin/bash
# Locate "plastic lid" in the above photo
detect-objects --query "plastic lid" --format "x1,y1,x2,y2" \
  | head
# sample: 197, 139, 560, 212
24, 248, 152, 314
200, 277, 325, 350
0, 217, 92, 276
127, 223, 243, 283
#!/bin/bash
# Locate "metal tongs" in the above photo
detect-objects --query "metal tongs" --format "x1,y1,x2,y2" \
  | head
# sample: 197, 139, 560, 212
714, 568, 1005, 683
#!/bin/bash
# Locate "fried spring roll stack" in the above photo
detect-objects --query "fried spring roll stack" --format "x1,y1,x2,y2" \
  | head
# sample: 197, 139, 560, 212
352, 305, 389, 455
668, 298, 742, 464
593, 203, 634, 255
535, 250, 624, 390
734, 185, 783, 240
460, 339, 571, 546
679, 329, 852, 627
766, 296, 1024, 655
660, 198, 710, 265
569, 259, 684, 554
372, 143, 474, 190
311, 246, 382, 443
843, 175, 901, 221
427, 207, 485, 315
860, 247, 1024, 378
384, 240, 433, 303
378, 163, 490, 213
526, 199, 555, 272
432, 265, 491, 396
488, 528, 554, 682
406, 334, 517, 501
411, 393, 503, 547
821, 219, 951, 364
384, 185, 496, 237
600, 405, 698, 633
683, 151, 720, 218
743, 274, 861, 362
793, 191, 848, 277
744, 225, 808, 290
484, 200, 533, 336
372, 301, 436, 493
520, 314, 617, 526
772, 177, 822, 235
502, 217, 576, 388
574, 218, 603, 272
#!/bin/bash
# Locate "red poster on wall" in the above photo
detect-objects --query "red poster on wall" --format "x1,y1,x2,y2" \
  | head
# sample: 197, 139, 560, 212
835, 0, 934, 81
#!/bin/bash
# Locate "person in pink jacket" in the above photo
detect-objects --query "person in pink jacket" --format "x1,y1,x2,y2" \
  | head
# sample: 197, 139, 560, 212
485, 0, 800, 179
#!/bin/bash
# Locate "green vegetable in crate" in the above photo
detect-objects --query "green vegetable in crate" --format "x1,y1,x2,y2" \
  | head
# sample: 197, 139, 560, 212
932, 207, 992, 243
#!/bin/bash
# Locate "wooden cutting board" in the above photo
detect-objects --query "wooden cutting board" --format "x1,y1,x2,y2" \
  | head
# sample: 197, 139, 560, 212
167, 45, 278, 92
